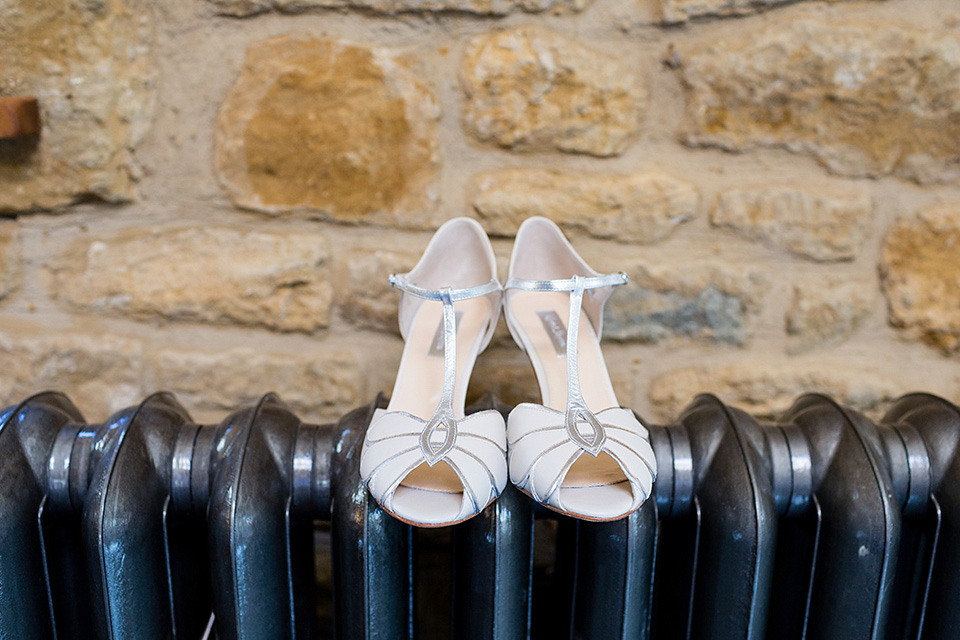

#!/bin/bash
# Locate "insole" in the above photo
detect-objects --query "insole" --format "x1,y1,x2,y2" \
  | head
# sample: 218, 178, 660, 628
387, 296, 490, 495
510, 291, 628, 490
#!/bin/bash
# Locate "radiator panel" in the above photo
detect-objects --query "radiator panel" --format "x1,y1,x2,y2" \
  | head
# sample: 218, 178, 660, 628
785, 395, 900, 640
0, 393, 82, 640
883, 394, 960, 638
0, 390, 957, 639
207, 395, 300, 640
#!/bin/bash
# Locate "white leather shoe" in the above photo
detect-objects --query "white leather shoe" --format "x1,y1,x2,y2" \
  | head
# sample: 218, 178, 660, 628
504, 217, 657, 521
359, 218, 507, 527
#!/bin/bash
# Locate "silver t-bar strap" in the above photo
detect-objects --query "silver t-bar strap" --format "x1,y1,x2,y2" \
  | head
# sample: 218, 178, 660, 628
505, 271, 628, 456
389, 274, 502, 466
420, 287, 458, 466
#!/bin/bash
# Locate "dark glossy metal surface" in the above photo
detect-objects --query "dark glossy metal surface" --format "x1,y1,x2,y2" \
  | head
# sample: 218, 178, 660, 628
84, 392, 210, 639
780, 394, 900, 640
1, 388, 958, 639
451, 484, 534, 639
330, 396, 413, 640
207, 393, 309, 640
567, 498, 658, 639
650, 423, 693, 519
764, 421, 812, 518
452, 395, 534, 640
652, 395, 777, 640
881, 393, 960, 639
0, 393, 84, 639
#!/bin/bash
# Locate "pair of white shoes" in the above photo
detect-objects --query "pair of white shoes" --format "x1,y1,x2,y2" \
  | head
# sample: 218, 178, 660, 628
359, 217, 657, 527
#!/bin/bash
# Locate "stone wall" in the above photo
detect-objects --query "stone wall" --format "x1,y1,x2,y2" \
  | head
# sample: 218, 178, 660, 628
1, 0, 959, 424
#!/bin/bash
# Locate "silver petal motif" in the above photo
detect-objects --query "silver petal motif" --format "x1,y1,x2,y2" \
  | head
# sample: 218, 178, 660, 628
565, 403, 606, 456
420, 412, 457, 466
507, 405, 657, 517
361, 409, 508, 525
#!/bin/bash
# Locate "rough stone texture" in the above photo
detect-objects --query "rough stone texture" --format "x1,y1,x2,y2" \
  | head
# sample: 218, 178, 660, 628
468, 349, 541, 408
338, 247, 418, 333
610, 372, 637, 411
48, 227, 333, 332
0, 0, 155, 210
210, 0, 589, 17
0, 221, 20, 301
148, 346, 362, 423
216, 36, 441, 228
473, 169, 697, 243
461, 27, 645, 157
660, 0, 862, 23
649, 362, 900, 420
604, 262, 767, 345
3, 0, 959, 431
0, 332, 144, 420
881, 205, 960, 354
681, 18, 960, 183
787, 280, 873, 354
470, 355, 635, 413
712, 187, 872, 261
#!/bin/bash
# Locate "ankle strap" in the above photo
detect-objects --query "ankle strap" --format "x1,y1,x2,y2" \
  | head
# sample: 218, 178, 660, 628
389, 274, 502, 301
504, 272, 628, 292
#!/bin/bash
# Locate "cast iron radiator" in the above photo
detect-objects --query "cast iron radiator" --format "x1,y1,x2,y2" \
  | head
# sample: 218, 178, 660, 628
1, 389, 958, 639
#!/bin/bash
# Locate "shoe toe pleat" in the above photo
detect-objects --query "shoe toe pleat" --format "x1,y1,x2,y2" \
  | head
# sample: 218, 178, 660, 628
528, 440, 583, 504
602, 437, 656, 508
361, 410, 510, 524
366, 447, 426, 509
444, 448, 500, 518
